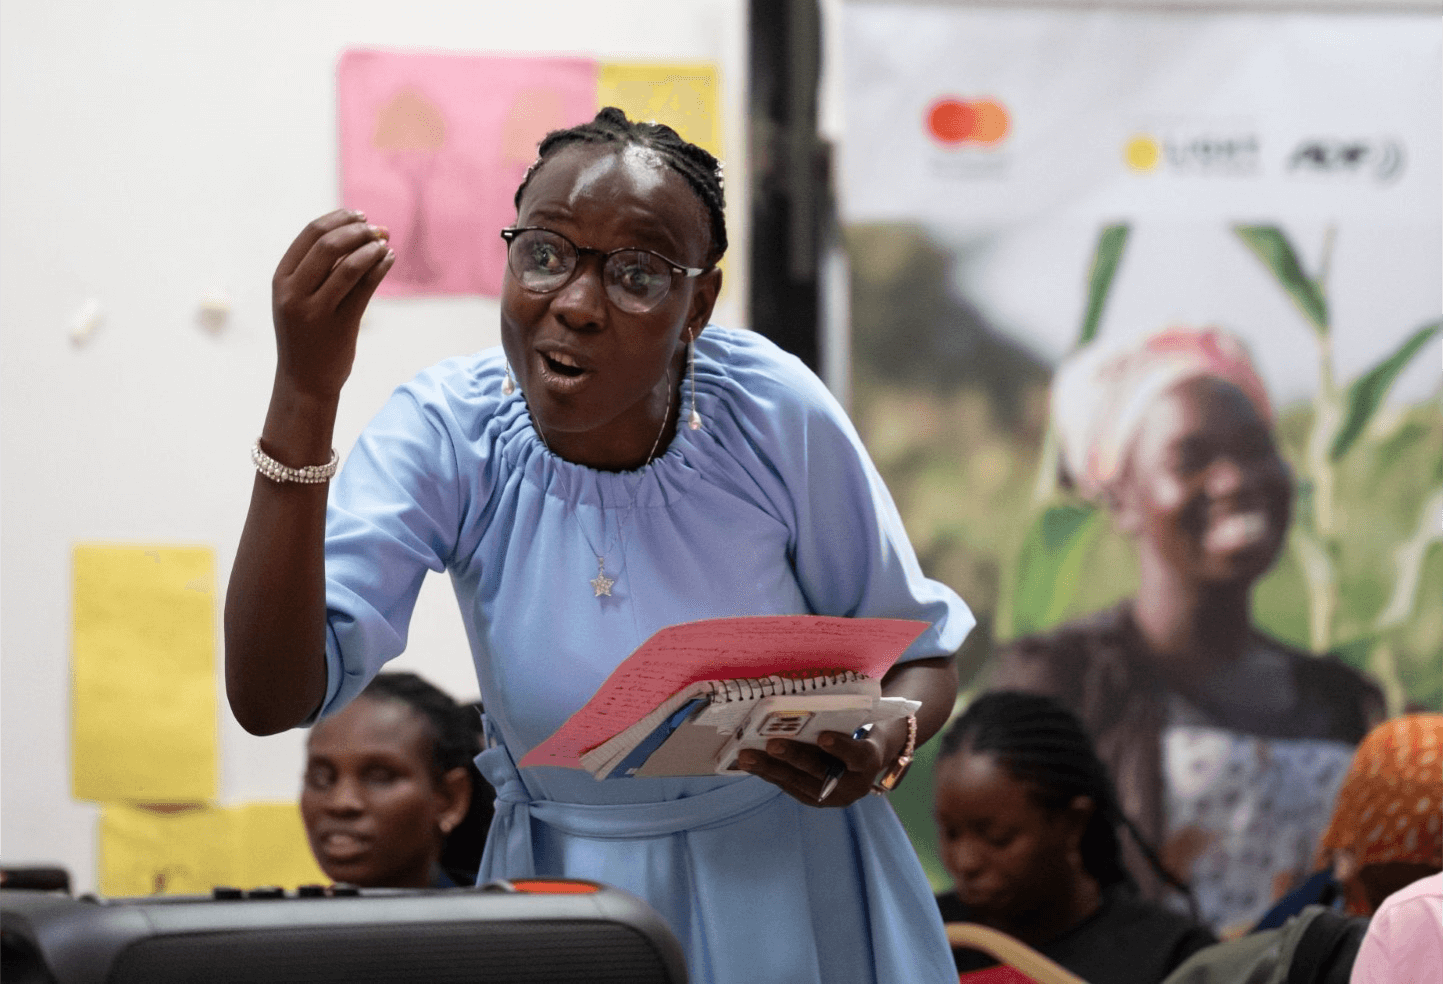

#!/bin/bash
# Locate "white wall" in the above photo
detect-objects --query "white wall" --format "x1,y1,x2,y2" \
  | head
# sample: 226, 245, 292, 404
0, 0, 748, 894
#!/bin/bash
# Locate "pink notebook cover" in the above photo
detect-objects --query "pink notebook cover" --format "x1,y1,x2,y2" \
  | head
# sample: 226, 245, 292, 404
958, 966, 1039, 984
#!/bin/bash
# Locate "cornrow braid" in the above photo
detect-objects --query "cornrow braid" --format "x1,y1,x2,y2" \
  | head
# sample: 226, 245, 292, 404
513, 106, 728, 264
940, 690, 1194, 909
360, 672, 481, 780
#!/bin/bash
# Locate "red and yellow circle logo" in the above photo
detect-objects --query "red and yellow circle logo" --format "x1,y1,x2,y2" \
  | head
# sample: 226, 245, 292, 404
926, 97, 1011, 146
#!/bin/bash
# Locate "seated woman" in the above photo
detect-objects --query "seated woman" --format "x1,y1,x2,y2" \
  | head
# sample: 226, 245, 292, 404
1307, 712, 1442, 918
300, 671, 492, 888
1158, 714, 1443, 984
989, 326, 1384, 934
934, 690, 1215, 984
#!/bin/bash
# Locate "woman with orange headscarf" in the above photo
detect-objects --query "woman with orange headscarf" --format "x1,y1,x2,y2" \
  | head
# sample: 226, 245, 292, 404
1314, 713, 1442, 916
989, 326, 1385, 937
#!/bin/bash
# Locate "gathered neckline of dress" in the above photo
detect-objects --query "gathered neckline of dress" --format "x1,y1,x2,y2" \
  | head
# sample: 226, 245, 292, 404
492, 330, 736, 511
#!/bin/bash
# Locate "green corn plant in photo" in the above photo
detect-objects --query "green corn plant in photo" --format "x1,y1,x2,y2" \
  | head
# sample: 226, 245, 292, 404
1235, 224, 1441, 713
999, 223, 1128, 641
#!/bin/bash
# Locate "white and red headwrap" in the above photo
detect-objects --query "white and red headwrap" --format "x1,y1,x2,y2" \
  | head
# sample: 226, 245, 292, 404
1051, 326, 1273, 501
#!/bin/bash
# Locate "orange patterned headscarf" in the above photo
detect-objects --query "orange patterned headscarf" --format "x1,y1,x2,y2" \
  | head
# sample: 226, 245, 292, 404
1315, 714, 1443, 870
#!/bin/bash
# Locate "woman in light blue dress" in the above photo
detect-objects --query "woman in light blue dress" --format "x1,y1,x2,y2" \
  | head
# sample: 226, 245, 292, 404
226, 108, 974, 984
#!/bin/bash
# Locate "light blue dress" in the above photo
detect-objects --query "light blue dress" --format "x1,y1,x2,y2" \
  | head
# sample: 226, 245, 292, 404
322, 326, 974, 984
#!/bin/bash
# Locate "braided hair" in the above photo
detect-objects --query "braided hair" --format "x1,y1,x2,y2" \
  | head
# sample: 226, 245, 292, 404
513, 106, 728, 265
940, 690, 1191, 904
360, 672, 480, 780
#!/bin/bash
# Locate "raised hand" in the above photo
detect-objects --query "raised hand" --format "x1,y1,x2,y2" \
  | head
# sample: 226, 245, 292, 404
227, 210, 393, 736
271, 209, 395, 400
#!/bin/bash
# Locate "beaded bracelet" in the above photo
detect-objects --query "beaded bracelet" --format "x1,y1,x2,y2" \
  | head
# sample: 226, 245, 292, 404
251, 441, 339, 484
871, 714, 918, 795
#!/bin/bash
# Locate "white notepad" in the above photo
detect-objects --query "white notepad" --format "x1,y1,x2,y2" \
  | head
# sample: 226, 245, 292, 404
579, 670, 919, 779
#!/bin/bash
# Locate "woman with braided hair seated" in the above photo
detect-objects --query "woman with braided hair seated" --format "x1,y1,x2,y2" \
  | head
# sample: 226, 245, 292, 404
300, 671, 493, 888
225, 107, 974, 984
988, 327, 1384, 936
934, 690, 1216, 984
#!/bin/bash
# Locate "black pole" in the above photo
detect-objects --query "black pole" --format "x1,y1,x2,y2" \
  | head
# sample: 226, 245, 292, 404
748, 0, 823, 372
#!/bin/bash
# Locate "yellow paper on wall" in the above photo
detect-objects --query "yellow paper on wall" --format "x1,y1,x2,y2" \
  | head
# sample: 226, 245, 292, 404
235, 801, 327, 889
99, 803, 236, 896
71, 544, 218, 802
100, 801, 327, 897
597, 62, 721, 157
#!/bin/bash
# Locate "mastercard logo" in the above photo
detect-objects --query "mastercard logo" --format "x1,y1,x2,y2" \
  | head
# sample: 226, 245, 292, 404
926, 97, 1011, 146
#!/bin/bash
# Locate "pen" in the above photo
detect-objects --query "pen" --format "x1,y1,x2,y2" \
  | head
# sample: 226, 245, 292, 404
818, 723, 873, 802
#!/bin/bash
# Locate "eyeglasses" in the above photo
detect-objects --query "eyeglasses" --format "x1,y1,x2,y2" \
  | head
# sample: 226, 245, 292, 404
500, 226, 707, 314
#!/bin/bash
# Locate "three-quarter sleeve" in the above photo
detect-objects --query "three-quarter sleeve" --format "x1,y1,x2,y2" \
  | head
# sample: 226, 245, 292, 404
319, 378, 470, 718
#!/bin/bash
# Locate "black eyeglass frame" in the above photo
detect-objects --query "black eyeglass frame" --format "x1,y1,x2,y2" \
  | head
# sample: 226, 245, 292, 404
499, 226, 709, 308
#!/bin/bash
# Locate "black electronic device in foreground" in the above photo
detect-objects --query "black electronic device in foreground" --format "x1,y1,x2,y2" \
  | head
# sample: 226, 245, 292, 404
1, 879, 688, 984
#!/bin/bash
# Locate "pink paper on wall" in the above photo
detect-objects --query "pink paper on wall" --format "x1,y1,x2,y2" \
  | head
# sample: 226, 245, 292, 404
338, 49, 599, 297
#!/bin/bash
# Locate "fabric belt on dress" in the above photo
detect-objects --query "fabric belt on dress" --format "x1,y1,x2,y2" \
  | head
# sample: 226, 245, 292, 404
474, 714, 786, 881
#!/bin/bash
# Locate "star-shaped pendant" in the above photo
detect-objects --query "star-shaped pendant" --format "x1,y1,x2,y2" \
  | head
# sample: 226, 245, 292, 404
590, 557, 614, 598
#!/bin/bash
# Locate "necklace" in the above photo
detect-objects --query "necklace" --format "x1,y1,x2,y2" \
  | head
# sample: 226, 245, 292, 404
526, 369, 674, 599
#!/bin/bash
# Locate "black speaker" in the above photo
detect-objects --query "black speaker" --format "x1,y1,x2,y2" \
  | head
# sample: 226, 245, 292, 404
1, 879, 688, 983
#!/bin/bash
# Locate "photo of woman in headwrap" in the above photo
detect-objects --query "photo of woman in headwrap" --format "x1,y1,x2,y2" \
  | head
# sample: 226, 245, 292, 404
988, 326, 1386, 936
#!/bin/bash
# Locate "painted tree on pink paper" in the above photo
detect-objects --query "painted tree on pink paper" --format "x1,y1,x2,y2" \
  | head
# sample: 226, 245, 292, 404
337, 49, 599, 298
373, 87, 447, 287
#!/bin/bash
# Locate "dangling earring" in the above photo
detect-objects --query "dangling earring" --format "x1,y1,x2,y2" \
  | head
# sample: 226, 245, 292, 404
686, 335, 702, 431
502, 363, 516, 396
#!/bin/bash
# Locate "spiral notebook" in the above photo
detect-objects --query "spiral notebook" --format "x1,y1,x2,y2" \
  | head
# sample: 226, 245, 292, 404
580, 670, 919, 779
517, 615, 933, 778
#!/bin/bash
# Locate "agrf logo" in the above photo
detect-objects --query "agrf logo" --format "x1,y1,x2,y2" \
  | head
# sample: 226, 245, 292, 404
1287, 138, 1405, 183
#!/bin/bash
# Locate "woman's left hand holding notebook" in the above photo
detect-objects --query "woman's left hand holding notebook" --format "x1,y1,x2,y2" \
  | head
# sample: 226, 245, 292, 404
735, 721, 894, 808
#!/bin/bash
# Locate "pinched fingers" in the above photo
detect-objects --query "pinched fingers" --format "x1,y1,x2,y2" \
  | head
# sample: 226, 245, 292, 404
279, 217, 391, 305
274, 209, 366, 280
269, 210, 394, 396
273, 217, 390, 333
309, 231, 392, 313
334, 243, 396, 326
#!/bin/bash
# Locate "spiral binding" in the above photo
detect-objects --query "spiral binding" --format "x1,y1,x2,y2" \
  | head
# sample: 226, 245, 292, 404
705, 670, 866, 703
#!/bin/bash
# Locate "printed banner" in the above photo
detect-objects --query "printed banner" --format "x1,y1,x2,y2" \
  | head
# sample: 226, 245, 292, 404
839, 4, 1442, 905
841, 5, 1440, 227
